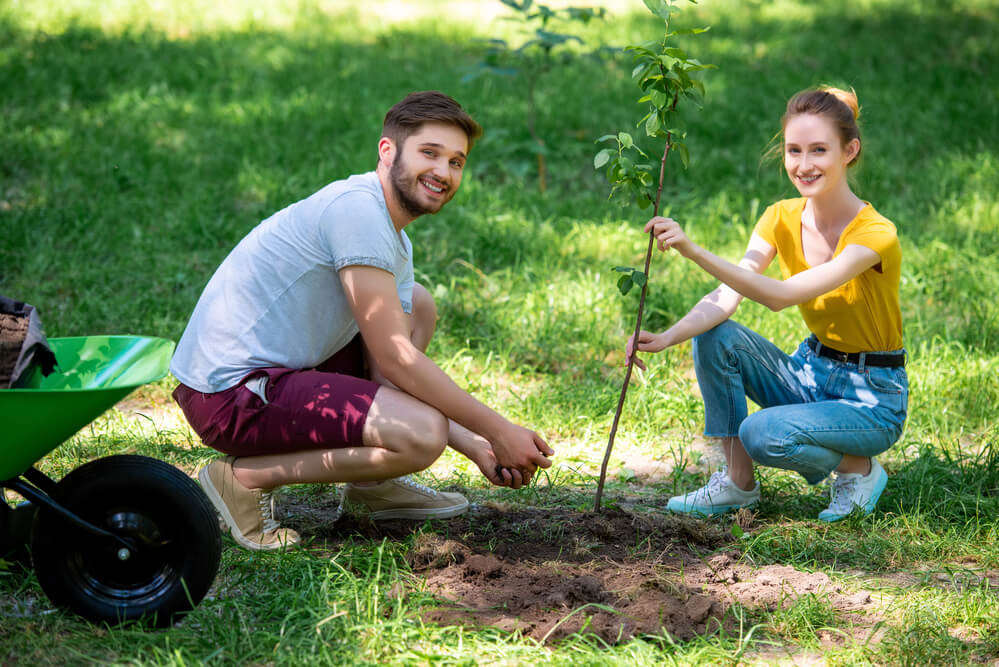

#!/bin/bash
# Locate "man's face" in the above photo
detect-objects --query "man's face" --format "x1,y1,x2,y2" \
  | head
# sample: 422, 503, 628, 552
388, 122, 468, 218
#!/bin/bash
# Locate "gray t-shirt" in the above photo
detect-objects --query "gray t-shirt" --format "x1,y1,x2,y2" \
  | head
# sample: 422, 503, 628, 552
171, 171, 413, 393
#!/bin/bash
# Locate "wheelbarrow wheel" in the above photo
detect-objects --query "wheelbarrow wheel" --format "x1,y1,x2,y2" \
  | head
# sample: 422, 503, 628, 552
30, 455, 221, 627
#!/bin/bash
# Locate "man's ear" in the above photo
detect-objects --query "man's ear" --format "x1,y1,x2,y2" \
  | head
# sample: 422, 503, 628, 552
377, 137, 396, 168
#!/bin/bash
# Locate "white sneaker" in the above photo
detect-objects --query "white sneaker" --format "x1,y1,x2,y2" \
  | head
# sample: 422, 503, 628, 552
666, 468, 760, 517
818, 458, 887, 522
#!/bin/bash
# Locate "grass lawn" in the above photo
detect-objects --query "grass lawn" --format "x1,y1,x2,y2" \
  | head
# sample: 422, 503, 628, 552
2, 0, 998, 663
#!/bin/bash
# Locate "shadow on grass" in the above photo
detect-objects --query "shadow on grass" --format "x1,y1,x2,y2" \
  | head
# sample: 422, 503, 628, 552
1, 3, 996, 356
884, 442, 999, 524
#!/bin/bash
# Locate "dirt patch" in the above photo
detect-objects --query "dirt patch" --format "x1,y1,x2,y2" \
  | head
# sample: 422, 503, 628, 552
279, 494, 886, 646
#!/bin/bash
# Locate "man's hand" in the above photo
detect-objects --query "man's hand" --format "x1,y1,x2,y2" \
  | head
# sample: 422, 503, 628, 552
488, 422, 554, 488
446, 420, 535, 489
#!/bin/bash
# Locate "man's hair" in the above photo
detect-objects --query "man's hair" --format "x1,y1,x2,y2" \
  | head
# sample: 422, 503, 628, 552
382, 91, 483, 151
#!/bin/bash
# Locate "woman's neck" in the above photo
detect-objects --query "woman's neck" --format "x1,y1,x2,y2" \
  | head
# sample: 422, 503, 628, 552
806, 184, 865, 231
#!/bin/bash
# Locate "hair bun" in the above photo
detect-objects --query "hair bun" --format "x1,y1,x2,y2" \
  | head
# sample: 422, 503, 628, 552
821, 86, 861, 120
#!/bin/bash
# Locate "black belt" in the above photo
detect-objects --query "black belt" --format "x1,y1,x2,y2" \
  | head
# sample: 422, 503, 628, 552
807, 336, 906, 368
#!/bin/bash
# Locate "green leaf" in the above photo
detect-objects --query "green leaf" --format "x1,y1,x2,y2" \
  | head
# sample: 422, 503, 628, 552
631, 270, 647, 287
612, 265, 634, 273
535, 30, 582, 48
645, 112, 661, 136
673, 26, 711, 36
618, 132, 633, 149
596, 134, 618, 144
631, 62, 648, 81
730, 523, 745, 539
617, 273, 634, 295
565, 7, 606, 23
651, 89, 669, 108
676, 141, 690, 168
642, 0, 672, 21
657, 54, 679, 70
593, 149, 612, 169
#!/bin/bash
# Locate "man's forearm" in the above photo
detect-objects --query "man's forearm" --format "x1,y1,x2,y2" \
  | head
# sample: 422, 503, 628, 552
378, 345, 508, 443
446, 420, 489, 458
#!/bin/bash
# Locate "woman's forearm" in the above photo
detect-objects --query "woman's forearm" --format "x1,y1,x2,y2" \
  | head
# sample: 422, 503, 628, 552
661, 285, 742, 348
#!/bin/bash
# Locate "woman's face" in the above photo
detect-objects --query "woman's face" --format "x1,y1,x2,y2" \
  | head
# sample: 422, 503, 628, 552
783, 113, 859, 199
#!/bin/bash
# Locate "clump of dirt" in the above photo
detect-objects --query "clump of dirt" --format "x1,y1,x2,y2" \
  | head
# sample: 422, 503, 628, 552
279, 495, 884, 646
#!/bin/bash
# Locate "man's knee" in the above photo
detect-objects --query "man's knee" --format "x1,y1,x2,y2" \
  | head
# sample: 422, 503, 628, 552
407, 283, 437, 352
406, 407, 449, 468
412, 283, 437, 328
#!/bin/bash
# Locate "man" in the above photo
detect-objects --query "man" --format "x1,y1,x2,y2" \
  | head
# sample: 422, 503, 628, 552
171, 91, 554, 551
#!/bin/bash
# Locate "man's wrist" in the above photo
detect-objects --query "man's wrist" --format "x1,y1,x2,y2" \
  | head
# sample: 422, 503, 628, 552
474, 411, 510, 446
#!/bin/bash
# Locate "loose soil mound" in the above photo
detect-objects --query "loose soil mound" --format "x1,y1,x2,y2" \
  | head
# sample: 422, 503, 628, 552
281, 495, 882, 646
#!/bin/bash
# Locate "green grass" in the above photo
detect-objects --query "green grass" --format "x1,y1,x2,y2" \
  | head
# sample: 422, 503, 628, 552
2, 0, 999, 663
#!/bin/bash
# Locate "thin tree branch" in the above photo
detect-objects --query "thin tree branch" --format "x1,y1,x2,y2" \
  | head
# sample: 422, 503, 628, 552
593, 87, 680, 512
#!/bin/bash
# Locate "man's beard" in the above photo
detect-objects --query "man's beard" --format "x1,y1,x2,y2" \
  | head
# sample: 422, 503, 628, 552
389, 152, 444, 218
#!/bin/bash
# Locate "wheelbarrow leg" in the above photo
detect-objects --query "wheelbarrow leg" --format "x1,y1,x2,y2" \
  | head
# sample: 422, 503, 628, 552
2, 477, 135, 552
23, 466, 57, 494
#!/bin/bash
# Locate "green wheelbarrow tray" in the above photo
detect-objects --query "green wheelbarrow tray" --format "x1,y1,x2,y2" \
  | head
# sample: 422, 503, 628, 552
0, 335, 175, 480
0, 335, 222, 627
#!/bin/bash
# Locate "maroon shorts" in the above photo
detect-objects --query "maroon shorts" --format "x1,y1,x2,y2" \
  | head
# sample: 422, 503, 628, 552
172, 335, 381, 457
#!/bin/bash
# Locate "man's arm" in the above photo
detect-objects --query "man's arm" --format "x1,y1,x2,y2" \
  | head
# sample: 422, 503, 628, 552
339, 265, 553, 478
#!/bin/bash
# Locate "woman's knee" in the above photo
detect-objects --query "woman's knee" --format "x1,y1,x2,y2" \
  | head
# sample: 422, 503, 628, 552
692, 320, 741, 366
738, 413, 786, 464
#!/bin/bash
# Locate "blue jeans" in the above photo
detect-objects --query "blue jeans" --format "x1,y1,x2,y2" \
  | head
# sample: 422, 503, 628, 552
692, 321, 908, 485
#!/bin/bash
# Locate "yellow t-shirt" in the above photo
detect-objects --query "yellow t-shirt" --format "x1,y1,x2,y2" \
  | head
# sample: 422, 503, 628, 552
753, 198, 903, 353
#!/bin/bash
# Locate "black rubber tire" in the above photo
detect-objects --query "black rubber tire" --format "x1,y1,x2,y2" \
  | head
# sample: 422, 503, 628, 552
30, 455, 221, 626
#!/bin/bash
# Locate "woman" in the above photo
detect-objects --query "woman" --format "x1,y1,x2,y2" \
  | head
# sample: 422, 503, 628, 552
628, 87, 907, 521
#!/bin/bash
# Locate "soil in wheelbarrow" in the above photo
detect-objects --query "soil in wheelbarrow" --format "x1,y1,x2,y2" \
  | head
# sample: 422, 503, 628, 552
280, 495, 884, 647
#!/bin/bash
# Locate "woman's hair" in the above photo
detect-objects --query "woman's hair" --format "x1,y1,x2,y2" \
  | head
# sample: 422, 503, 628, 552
781, 86, 863, 166
382, 90, 483, 151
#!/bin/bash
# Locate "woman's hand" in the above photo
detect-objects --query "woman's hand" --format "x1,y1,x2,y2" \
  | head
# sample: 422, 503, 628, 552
626, 330, 668, 371
645, 216, 694, 257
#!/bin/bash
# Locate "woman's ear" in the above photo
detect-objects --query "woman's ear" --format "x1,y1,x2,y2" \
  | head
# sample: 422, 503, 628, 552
844, 137, 861, 164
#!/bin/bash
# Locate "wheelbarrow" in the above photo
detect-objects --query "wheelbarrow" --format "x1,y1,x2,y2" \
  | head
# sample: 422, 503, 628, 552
0, 335, 221, 627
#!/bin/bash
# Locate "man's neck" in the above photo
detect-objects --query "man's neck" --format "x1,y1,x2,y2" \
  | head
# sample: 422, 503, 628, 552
377, 167, 416, 232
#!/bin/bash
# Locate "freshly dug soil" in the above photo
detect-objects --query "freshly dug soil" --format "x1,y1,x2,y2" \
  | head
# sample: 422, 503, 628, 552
0, 312, 29, 387
281, 494, 881, 646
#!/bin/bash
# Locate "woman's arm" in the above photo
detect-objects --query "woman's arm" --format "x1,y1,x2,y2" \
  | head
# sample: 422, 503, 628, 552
648, 216, 882, 311
628, 233, 775, 368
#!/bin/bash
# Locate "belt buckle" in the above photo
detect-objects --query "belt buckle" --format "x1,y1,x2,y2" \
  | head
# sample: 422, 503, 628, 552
833, 350, 849, 363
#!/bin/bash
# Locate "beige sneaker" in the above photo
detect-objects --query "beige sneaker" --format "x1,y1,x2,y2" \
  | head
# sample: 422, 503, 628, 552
339, 476, 469, 520
198, 456, 300, 551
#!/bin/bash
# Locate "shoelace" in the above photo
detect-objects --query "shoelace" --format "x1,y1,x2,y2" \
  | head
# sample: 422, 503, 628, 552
397, 475, 439, 496
258, 490, 280, 533
827, 474, 860, 514
705, 469, 731, 496
333, 476, 438, 522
